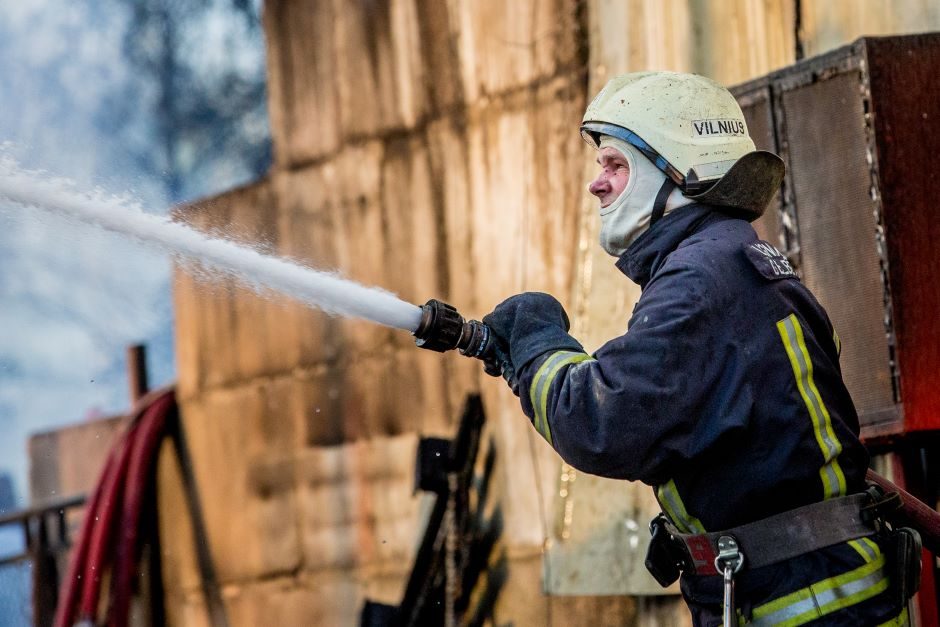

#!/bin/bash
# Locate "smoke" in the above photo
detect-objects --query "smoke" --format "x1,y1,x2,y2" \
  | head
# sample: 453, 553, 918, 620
0, 0, 268, 504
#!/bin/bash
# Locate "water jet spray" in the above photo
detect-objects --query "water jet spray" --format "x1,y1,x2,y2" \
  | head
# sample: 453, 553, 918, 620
0, 162, 501, 370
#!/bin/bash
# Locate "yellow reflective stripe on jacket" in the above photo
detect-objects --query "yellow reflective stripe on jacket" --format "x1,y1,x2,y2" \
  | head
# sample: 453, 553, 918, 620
748, 552, 888, 626
777, 314, 847, 499
656, 479, 706, 533
528, 351, 594, 446
833, 328, 842, 356
875, 606, 909, 627
848, 537, 880, 563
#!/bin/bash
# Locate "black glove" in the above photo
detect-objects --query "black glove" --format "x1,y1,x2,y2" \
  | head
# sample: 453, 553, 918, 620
482, 292, 584, 374
479, 337, 520, 395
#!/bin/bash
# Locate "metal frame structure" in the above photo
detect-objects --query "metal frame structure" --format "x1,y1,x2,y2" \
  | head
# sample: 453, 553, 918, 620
0, 494, 86, 625
361, 395, 503, 627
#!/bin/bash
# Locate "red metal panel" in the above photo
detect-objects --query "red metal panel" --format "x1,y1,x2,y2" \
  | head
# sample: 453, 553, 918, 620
866, 35, 940, 433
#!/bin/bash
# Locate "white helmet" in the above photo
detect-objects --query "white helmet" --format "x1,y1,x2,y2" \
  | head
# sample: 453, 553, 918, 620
581, 71, 785, 218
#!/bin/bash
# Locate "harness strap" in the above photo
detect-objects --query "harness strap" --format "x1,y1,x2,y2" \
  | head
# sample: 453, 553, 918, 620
666, 493, 874, 576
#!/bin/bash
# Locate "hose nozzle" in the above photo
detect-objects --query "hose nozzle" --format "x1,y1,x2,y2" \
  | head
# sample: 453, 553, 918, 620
414, 299, 517, 392
413, 299, 490, 357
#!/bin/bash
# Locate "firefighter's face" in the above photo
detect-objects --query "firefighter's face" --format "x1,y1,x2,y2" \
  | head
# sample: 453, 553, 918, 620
589, 146, 631, 208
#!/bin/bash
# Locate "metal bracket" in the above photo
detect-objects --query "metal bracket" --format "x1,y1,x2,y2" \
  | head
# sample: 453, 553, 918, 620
714, 535, 745, 575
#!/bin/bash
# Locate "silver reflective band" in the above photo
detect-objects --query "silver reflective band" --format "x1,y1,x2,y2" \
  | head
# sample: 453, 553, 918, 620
848, 537, 880, 564
777, 313, 847, 499
657, 479, 706, 534
528, 351, 594, 445
749, 554, 888, 626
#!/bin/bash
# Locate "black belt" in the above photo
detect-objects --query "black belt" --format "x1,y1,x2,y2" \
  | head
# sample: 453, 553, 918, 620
658, 493, 875, 577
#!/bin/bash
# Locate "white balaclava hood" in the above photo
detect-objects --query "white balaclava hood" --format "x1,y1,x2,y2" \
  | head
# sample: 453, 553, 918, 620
597, 135, 694, 257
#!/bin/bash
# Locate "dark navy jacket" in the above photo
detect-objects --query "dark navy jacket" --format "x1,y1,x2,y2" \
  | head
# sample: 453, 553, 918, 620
492, 204, 907, 623
513, 204, 869, 533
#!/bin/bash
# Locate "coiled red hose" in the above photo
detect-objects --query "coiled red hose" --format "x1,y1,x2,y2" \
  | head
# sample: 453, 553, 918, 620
109, 393, 174, 626
53, 436, 125, 627
53, 388, 176, 627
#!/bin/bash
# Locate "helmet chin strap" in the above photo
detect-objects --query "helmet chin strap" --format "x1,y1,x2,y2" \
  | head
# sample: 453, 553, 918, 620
650, 178, 677, 227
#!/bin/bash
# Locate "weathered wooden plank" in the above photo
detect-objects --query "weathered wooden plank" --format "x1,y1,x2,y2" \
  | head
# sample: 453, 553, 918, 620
802, 0, 940, 59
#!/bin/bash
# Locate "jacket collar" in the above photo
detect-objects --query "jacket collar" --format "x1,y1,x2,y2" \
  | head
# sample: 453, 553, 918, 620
614, 204, 718, 287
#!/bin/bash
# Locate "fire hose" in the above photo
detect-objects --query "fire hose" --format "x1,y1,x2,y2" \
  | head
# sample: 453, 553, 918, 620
54, 389, 174, 627
866, 469, 940, 556
55, 388, 227, 627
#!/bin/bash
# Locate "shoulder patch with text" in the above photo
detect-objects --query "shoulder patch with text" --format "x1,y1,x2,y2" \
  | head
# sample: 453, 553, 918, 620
744, 241, 797, 280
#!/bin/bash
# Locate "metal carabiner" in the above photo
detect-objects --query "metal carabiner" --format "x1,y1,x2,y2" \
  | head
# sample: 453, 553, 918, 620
714, 535, 744, 627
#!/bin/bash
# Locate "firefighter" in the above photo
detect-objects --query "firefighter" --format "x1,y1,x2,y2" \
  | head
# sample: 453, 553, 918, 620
482, 72, 913, 625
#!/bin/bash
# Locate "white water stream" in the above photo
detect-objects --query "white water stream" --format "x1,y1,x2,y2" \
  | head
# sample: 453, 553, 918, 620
0, 162, 424, 332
